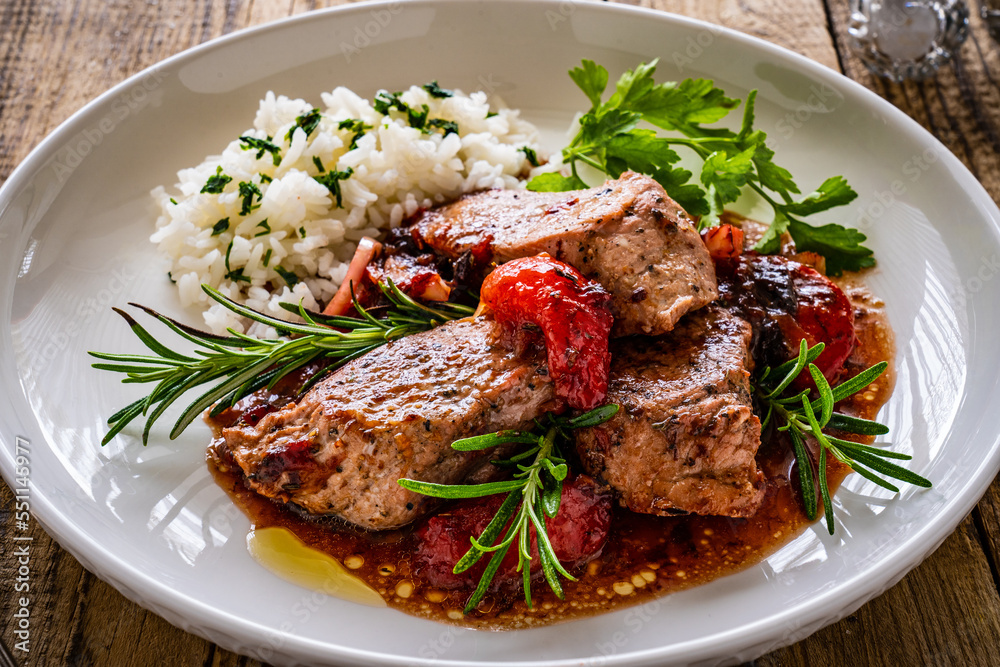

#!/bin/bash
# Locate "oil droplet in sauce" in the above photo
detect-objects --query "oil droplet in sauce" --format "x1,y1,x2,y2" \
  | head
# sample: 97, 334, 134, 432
246, 526, 386, 608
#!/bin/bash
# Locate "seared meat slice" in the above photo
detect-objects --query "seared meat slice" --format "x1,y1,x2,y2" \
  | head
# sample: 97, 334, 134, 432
410, 171, 717, 336
221, 317, 560, 530
574, 305, 765, 518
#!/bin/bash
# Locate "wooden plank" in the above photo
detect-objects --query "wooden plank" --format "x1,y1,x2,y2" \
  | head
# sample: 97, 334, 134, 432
823, 0, 1000, 199
757, 1, 1000, 664
0, 1, 340, 664
758, 515, 1000, 666
637, 0, 841, 69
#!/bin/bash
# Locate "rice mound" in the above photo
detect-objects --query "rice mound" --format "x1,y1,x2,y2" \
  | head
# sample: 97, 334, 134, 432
151, 84, 544, 336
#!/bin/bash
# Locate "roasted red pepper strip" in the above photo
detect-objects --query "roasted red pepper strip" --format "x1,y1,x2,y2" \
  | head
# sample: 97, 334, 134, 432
480, 254, 613, 410
786, 260, 856, 387
701, 224, 744, 263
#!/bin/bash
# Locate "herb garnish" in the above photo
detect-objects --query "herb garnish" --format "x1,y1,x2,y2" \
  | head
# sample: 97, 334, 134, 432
408, 104, 430, 130
238, 181, 262, 216
273, 265, 299, 287
529, 59, 871, 275
521, 146, 541, 168
223, 241, 250, 284
211, 218, 230, 236
428, 118, 459, 136
286, 108, 322, 142
239, 135, 282, 166
254, 219, 271, 237
314, 167, 354, 208
754, 340, 931, 534
89, 281, 475, 445
423, 81, 454, 98
373, 90, 409, 116
312, 156, 325, 173
337, 118, 372, 150
399, 405, 619, 613
200, 166, 232, 194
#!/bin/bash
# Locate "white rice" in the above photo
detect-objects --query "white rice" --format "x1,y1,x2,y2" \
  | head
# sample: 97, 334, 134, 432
151, 84, 546, 337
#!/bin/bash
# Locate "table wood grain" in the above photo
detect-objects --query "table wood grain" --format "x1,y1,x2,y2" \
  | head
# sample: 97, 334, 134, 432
2, 1, 1000, 665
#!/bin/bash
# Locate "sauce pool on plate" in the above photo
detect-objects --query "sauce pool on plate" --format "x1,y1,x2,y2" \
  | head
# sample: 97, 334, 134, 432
207, 279, 894, 630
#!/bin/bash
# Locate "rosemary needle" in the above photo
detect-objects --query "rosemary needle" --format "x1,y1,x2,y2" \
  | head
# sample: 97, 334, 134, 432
90, 280, 474, 446
754, 339, 931, 534
399, 405, 619, 613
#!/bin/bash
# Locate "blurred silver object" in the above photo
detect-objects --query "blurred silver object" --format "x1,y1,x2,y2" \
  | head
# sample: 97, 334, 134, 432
981, 0, 1000, 41
849, 1, 969, 81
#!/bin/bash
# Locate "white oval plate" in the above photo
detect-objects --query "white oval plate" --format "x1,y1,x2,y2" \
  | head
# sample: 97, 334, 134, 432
2, 1, 999, 665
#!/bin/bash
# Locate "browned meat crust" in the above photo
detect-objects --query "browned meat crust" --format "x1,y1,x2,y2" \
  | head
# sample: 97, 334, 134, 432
574, 305, 765, 518
220, 317, 560, 530
410, 171, 718, 336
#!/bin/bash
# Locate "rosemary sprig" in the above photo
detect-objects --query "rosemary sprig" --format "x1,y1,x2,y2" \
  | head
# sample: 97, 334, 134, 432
398, 405, 619, 613
89, 280, 474, 446
754, 339, 931, 534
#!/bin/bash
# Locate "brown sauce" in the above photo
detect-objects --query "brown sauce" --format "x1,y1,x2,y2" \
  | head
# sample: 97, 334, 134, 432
207, 276, 894, 630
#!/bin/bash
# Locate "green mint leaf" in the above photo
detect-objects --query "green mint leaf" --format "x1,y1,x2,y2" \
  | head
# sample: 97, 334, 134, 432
787, 217, 875, 275
569, 59, 609, 110
526, 172, 589, 192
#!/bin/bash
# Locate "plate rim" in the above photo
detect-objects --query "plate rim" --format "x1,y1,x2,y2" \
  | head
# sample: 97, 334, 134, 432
2, 1, 1000, 665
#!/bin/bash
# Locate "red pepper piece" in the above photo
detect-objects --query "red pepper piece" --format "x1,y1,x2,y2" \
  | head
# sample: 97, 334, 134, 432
786, 261, 856, 387
480, 254, 614, 410
701, 224, 744, 263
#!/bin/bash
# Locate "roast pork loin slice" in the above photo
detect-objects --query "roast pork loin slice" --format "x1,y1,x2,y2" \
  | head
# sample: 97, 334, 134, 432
410, 171, 718, 336
574, 305, 765, 518
220, 317, 560, 530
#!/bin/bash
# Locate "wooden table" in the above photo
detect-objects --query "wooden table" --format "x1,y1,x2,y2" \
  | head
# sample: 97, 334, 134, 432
2, 1, 1000, 665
